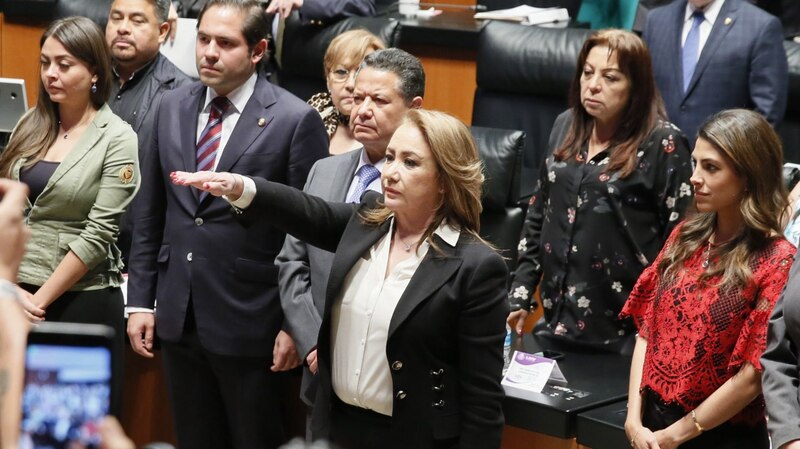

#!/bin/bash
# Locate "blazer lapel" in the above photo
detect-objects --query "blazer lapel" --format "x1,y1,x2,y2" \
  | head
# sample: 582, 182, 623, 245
182, 84, 205, 203
670, 1, 688, 99
214, 76, 276, 174
43, 105, 110, 190
325, 218, 391, 317
332, 150, 362, 202
683, 0, 738, 100
387, 237, 462, 337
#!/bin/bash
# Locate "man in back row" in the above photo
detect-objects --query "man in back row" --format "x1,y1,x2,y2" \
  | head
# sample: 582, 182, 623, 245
105, 0, 192, 268
126, 0, 329, 447
276, 48, 425, 423
644, 0, 787, 145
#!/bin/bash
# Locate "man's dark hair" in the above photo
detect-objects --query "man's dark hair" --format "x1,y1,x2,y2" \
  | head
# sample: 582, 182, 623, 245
196, 0, 269, 52
360, 48, 425, 102
150, 0, 171, 23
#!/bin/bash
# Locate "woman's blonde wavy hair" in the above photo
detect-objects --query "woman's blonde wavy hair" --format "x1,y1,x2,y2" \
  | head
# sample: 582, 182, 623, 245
360, 109, 489, 253
658, 109, 788, 289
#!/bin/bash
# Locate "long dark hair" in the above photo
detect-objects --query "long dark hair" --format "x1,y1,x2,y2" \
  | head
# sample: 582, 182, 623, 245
658, 109, 788, 289
554, 29, 666, 178
0, 16, 111, 178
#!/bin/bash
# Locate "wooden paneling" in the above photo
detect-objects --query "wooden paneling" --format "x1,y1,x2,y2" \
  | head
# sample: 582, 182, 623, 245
120, 349, 177, 447
406, 44, 477, 125
0, 14, 45, 106
502, 426, 581, 449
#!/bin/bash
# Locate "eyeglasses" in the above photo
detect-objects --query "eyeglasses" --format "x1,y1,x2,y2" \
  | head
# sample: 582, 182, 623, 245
329, 67, 355, 83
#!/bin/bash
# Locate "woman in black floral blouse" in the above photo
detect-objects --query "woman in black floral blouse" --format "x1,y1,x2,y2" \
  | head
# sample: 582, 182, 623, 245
507, 29, 693, 352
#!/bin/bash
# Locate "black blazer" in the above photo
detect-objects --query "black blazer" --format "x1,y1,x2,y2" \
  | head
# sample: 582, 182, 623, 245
245, 177, 509, 449
127, 76, 329, 357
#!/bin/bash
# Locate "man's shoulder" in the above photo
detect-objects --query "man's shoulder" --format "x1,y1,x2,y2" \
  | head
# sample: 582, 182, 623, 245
647, 0, 683, 20
313, 148, 360, 170
152, 53, 193, 87
253, 77, 316, 113
733, 0, 782, 28
160, 79, 204, 104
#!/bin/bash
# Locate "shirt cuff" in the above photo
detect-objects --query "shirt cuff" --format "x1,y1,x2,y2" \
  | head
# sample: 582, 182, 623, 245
226, 175, 256, 209
125, 307, 154, 314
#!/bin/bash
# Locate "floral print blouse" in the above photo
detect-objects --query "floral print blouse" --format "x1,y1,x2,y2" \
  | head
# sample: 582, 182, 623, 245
509, 111, 693, 349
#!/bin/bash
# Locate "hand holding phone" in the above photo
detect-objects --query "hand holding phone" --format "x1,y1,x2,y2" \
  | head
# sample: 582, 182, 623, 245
20, 322, 115, 449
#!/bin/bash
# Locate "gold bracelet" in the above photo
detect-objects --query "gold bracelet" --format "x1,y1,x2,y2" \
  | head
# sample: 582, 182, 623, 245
690, 409, 705, 433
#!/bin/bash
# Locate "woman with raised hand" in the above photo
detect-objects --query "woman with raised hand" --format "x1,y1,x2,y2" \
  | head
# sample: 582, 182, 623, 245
172, 109, 508, 449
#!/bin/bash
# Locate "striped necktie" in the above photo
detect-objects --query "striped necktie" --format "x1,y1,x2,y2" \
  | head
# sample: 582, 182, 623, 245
196, 96, 231, 172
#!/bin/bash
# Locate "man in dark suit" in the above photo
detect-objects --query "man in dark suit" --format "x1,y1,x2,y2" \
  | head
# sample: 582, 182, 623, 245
105, 0, 192, 269
125, 0, 329, 447
275, 48, 424, 412
643, 0, 788, 144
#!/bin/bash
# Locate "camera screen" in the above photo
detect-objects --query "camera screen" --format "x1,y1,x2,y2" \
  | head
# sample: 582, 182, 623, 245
20, 344, 111, 449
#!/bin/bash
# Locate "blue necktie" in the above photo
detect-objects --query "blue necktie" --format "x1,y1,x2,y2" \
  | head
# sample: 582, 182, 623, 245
682, 11, 705, 93
347, 164, 381, 203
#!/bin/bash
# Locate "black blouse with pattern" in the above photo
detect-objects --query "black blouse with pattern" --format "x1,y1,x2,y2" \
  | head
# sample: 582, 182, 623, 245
509, 111, 694, 349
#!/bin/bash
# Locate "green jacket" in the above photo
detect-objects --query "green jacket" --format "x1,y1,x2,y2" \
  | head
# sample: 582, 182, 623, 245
14, 104, 140, 290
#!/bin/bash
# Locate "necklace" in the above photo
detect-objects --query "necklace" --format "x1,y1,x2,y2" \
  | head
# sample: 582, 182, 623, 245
58, 114, 93, 140
702, 233, 735, 269
397, 236, 414, 252
702, 240, 713, 269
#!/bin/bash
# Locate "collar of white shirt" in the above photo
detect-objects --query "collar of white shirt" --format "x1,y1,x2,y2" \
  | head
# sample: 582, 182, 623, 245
685, 0, 725, 25
389, 216, 461, 248
202, 72, 257, 115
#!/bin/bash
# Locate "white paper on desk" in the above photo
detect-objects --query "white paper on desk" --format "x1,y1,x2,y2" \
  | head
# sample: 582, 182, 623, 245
474, 5, 568, 24
502, 351, 568, 398
525, 7, 569, 25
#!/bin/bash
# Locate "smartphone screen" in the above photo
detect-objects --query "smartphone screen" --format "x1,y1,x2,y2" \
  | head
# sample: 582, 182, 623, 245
20, 324, 113, 449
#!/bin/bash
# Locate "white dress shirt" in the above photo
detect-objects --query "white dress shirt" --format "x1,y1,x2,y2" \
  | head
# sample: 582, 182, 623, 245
681, 0, 726, 61
197, 73, 258, 171
331, 218, 461, 416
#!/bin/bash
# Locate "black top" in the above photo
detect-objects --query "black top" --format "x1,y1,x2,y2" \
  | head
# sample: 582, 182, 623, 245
19, 160, 59, 203
109, 57, 158, 128
508, 111, 693, 349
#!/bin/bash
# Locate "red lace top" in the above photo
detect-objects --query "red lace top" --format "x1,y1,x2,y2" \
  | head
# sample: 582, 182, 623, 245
621, 224, 795, 426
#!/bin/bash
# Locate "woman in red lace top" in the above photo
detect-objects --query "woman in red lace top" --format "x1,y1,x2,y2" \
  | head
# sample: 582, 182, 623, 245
621, 109, 796, 449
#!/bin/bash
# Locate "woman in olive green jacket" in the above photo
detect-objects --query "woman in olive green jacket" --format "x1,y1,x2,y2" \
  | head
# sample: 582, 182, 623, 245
0, 17, 139, 411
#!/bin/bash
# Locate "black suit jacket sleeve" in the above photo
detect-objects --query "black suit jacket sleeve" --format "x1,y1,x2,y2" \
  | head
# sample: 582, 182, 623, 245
128, 97, 168, 309
245, 176, 358, 253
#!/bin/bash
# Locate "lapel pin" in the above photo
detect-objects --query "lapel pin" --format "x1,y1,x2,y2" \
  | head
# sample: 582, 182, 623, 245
257, 117, 266, 127
724, 17, 732, 25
